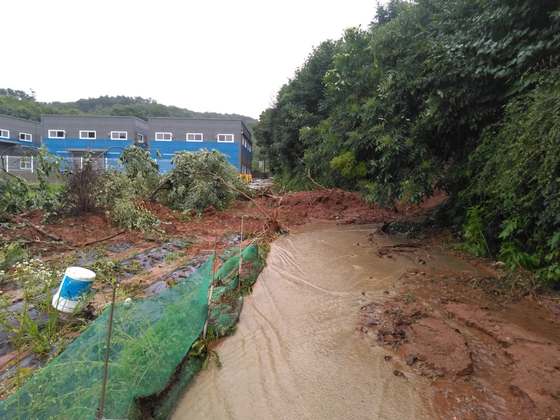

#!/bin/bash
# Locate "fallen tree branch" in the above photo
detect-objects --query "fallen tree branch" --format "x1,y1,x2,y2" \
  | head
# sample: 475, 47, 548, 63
77, 229, 126, 247
90, 146, 127, 165
0, 239, 39, 245
256, 181, 282, 197
199, 172, 269, 218
308, 169, 327, 190
11, 215, 62, 241
147, 178, 170, 201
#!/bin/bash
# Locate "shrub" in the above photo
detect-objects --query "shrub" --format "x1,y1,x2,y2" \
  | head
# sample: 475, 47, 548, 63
94, 171, 136, 207
108, 199, 160, 233
62, 153, 100, 216
118, 145, 160, 198
461, 66, 560, 283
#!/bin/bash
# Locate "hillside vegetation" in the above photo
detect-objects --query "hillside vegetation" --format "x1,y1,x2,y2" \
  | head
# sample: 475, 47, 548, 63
0, 89, 256, 129
254, 0, 560, 283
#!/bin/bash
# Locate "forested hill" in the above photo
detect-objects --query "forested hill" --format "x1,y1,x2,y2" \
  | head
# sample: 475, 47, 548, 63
254, 0, 560, 283
0, 90, 256, 130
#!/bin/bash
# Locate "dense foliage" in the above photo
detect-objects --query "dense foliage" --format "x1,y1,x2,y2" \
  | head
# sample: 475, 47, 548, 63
254, 0, 560, 281
461, 66, 560, 281
159, 149, 240, 212
0, 146, 63, 214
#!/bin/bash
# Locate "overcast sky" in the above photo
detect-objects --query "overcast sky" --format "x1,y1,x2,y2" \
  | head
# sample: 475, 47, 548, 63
4, 0, 380, 119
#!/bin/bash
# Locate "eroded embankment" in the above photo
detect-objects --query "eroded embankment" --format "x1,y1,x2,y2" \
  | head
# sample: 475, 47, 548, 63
359, 241, 560, 420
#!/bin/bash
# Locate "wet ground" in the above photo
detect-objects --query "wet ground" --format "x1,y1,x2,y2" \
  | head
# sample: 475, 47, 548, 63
172, 223, 437, 419
172, 222, 560, 420
1, 190, 559, 418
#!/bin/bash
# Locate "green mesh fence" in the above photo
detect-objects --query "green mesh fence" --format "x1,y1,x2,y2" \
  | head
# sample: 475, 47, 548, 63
0, 244, 263, 420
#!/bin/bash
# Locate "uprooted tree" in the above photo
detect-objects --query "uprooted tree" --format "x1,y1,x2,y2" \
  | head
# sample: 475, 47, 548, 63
149, 149, 242, 212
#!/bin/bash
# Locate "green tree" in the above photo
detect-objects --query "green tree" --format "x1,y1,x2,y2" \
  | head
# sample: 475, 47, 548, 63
253, 40, 340, 188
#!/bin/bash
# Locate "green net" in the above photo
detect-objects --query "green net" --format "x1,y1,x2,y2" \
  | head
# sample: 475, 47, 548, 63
0, 244, 263, 419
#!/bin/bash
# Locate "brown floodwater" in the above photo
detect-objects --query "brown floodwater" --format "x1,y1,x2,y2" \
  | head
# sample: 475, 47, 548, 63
172, 223, 438, 419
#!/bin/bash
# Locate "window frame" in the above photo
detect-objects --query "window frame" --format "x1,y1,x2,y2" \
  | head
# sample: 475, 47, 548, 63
217, 133, 234, 143
20, 156, 32, 169
186, 133, 203, 142
136, 133, 145, 143
48, 129, 66, 138
0, 129, 9, 138
110, 131, 127, 140
155, 132, 173, 141
19, 132, 32, 142
79, 130, 96, 139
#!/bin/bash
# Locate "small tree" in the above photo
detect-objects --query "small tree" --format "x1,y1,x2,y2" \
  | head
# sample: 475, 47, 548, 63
62, 152, 100, 216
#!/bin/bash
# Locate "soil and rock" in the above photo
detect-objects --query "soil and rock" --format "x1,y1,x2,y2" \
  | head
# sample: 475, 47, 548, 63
358, 239, 560, 419
1, 188, 559, 419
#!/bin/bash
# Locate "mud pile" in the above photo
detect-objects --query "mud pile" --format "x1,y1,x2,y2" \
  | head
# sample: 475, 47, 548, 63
360, 248, 560, 420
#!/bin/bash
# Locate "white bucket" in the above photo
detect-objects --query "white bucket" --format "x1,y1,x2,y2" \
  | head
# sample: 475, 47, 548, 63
52, 267, 96, 313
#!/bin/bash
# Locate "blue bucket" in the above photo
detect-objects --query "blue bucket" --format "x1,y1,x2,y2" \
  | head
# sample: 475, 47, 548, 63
52, 267, 96, 313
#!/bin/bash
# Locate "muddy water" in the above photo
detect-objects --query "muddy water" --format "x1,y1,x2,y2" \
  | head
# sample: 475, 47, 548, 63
172, 223, 436, 419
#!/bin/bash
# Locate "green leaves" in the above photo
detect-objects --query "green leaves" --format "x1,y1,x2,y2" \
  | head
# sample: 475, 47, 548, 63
253, 40, 340, 188
108, 200, 160, 233
255, 0, 560, 282
330, 152, 367, 179
0, 242, 28, 272
119, 144, 159, 181
161, 149, 239, 212
0, 146, 63, 215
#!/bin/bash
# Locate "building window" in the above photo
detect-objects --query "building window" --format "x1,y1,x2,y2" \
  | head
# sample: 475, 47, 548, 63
0, 129, 9, 138
20, 157, 32, 169
19, 132, 32, 142
187, 133, 203, 142
137, 133, 145, 143
156, 132, 173, 141
241, 137, 252, 152
79, 131, 96, 139
48, 130, 65, 138
217, 134, 234, 143
110, 131, 127, 140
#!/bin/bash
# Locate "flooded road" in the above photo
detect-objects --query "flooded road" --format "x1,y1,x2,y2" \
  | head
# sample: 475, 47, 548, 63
172, 223, 436, 419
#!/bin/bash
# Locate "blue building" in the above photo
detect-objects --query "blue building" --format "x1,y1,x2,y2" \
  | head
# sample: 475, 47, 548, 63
0, 114, 42, 174
0, 114, 252, 175
148, 117, 252, 174
41, 115, 148, 170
